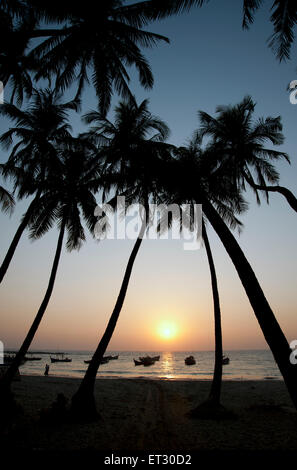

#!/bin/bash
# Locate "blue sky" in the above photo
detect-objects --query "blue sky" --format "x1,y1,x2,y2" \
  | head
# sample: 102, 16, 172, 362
1, 0, 297, 351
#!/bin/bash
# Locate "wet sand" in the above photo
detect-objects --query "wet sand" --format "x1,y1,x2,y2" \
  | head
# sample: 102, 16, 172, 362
3, 375, 297, 453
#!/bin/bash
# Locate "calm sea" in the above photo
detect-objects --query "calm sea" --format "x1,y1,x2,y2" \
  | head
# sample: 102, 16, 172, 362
13, 350, 282, 381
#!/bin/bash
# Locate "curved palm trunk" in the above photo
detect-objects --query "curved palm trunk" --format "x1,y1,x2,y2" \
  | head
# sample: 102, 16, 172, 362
244, 173, 297, 213
0, 217, 66, 391
202, 199, 297, 409
0, 192, 41, 284
202, 221, 223, 404
256, 185, 297, 213
71, 217, 147, 420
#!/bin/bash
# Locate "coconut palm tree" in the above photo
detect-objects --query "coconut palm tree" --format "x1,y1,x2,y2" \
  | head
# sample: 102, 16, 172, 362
198, 95, 297, 214
163, 100, 297, 409
0, 88, 78, 284
2, 1, 210, 114
70, 98, 171, 420
0, 137, 99, 397
159, 134, 246, 415
11, 0, 170, 115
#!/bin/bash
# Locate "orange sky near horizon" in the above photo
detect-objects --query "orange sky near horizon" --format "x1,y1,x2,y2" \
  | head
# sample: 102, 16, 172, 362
1, 3, 297, 354
2, 196, 297, 353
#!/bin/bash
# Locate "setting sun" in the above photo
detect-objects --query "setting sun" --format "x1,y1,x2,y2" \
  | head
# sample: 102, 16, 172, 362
157, 321, 178, 341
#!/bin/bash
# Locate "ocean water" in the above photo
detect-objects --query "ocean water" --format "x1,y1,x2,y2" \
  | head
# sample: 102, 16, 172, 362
14, 350, 283, 380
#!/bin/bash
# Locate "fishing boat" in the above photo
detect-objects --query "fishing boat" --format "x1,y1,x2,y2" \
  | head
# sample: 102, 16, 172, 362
50, 353, 72, 363
222, 356, 230, 365
139, 356, 156, 366
185, 355, 196, 365
24, 353, 42, 361
139, 355, 160, 362
134, 356, 156, 366
142, 357, 155, 366
134, 359, 143, 366
84, 357, 110, 365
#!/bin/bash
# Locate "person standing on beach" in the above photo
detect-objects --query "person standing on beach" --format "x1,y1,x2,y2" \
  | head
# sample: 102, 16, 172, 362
44, 364, 49, 376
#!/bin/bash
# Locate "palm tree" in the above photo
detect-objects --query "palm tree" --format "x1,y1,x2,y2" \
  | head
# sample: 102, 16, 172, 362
160, 134, 246, 416
198, 95, 297, 214
0, 137, 99, 398
2, 0, 210, 114
0, 88, 78, 284
70, 98, 171, 420
10, 0, 170, 115
242, 0, 297, 61
164, 99, 297, 409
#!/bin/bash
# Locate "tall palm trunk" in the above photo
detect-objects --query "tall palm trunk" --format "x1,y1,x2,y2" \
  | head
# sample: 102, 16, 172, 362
202, 199, 297, 409
202, 221, 223, 404
0, 191, 41, 284
71, 216, 147, 420
0, 216, 66, 391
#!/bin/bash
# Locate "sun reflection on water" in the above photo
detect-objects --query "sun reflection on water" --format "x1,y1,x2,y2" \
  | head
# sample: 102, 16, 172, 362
161, 352, 174, 379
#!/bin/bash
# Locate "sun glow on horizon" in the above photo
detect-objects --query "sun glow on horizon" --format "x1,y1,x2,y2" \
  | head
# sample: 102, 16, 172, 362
157, 321, 178, 341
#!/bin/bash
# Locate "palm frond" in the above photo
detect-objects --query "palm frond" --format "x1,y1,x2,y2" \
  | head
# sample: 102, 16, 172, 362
268, 0, 297, 61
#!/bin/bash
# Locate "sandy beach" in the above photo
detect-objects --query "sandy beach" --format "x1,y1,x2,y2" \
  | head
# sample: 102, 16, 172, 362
2, 375, 297, 454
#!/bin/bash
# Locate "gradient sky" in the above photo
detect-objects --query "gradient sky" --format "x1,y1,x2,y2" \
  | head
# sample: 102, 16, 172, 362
1, 0, 297, 352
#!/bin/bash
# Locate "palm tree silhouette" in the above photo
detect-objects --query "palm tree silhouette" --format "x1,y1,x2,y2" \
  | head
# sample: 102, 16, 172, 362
161, 133, 246, 415
198, 95, 297, 213
0, 137, 99, 397
1, 1, 210, 112
191, 97, 297, 409
0, 89, 78, 284
70, 98, 171, 420
157, 98, 297, 409
8, 0, 170, 115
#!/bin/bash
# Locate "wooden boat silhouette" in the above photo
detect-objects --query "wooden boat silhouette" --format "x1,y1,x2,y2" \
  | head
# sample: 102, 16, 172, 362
185, 355, 196, 365
84, 356, 110, 365
24, 353, 42, 361
134, 356, 156, 366
222, 356, 230, 365
50, 353, 72, 363
134, 359, 143, 366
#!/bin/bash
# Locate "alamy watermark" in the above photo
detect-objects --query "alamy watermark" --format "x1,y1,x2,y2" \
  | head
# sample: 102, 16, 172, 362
0, 82, 3, 104
289, 340, 297, 364
289, 80, 297, 104
94, 197, 202, 251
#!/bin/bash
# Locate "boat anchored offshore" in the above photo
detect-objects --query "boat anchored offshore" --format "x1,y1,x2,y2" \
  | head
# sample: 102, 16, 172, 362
222, 355, 230, 365
50, 353, 72, 363
134, 355, 159, 366
24, 353, 42, 361
84, 357, 110, 365
185, 355, 196, 365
